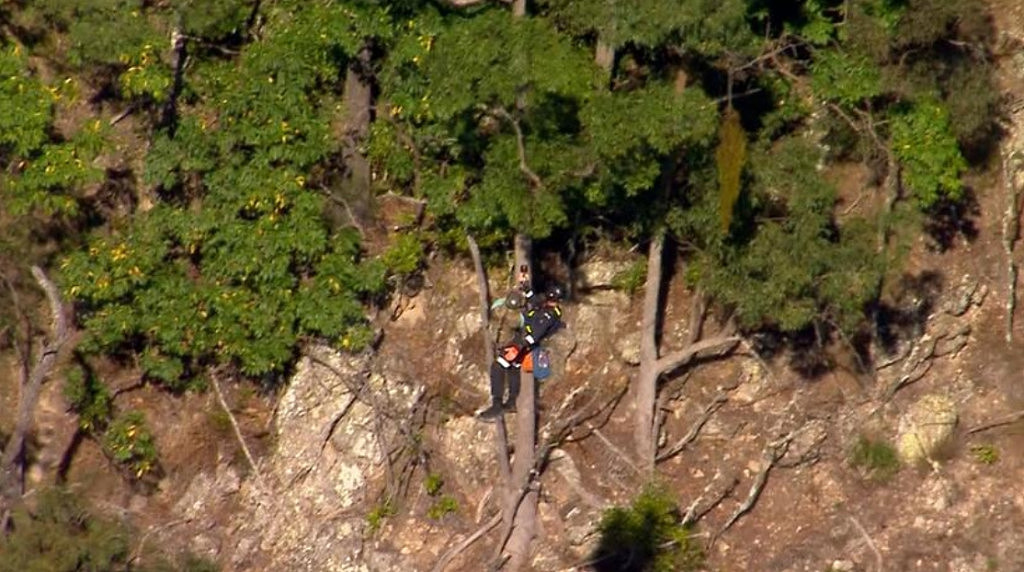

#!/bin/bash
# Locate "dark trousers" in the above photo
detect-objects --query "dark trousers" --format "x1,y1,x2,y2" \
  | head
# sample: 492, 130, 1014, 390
489, 361, 521, 406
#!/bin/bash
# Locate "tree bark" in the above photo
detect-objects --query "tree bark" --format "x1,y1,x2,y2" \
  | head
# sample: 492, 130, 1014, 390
159, 23, 187, 135
338, 44, 375, 228
503, 233, 538, 571
633, 233, 740, 472
634, 231, 664, 470
0, 267, 70, 524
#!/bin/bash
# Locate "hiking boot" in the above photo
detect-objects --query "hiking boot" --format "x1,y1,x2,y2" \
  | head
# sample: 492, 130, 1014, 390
502, 402, 517, 414
476, 404, 503, 420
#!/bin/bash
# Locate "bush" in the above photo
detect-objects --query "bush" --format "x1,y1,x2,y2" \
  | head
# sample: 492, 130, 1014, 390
427, 495, 458, 520
102, 411, 159, 479
850, 435, 900, 481
971, 444, 999, 465
611, 258, 647, 296
63, 364, 112, 432
0, 487, 130, 572
590, 485, 704, 572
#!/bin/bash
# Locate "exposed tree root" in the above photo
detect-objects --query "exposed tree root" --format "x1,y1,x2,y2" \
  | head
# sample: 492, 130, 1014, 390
708, 432, 793, 550
656, 392, 729, 464
432, 513, 503, 572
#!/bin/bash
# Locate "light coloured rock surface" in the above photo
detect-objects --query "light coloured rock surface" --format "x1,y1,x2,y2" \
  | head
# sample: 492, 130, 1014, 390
896, 394, 958, 464
223, 346, 421, 572
435, 415, 497, 496
614, 329, 642, 366
575, 260, 633, 290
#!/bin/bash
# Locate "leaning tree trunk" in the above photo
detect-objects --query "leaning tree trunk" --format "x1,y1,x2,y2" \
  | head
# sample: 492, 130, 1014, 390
503, 233, 538, 571
0, 267, 70, 527
501, 2, 537, 568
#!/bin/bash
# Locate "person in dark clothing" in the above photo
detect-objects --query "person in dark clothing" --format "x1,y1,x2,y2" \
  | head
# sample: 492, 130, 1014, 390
477, 341, 524, 420
522, 285, 564, 345
477, 285, 565, 420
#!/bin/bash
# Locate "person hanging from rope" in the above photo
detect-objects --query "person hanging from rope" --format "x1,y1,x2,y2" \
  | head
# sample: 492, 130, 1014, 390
477, 284, 565, 420
521, 284, 564, 344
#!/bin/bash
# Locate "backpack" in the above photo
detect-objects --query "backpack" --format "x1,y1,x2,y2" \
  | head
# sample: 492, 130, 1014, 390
533, 348, 552, 380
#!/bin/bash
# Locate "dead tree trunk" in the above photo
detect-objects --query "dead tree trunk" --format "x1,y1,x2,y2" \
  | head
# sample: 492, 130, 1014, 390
159, 23, 188, 135
337, 44, 375, 228
0, 267, 70, 527
503, 233, 538, 571
634, 234, 741, 472
467, 235, 512, 493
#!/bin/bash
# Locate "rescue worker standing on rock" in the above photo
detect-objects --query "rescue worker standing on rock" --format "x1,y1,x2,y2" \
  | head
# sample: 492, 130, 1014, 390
477, 284, 565, 420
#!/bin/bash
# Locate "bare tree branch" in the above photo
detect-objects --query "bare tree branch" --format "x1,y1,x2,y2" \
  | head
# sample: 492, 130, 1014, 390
210, 371, 266, 491
492, 108, 543, 190
654, 335, 742, 378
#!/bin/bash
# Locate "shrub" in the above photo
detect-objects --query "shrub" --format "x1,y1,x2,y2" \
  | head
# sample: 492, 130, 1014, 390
611, 258, 647, 296
102, 411, 159, 479
0, 487, 130, 572
63, 364, 112, 432
366, 498, 396, 534
427, 495, 458, 520
850, 435, 900, 481
590, 485, 704, 572
971, 444, 999, 465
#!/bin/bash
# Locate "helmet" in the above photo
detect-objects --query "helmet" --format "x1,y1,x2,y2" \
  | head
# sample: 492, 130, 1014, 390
545, 284, 564, 301
505, 291, 525, 310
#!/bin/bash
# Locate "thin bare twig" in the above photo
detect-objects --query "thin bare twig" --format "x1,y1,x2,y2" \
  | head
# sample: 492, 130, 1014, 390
210, 372, 265, 490
492, 107, 543, 190
849, 515, 883, 572
967, 409, 1024, 435
431, 513, 503, 572
585, 423, 643, 476
128, 517, 192, 565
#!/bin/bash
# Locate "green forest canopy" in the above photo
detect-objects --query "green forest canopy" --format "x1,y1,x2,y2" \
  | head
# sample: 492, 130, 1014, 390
0, 0, 998, 390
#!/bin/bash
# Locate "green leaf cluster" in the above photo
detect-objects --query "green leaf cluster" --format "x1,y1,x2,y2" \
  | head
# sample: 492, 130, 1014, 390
696, 139, 883, 332
0, 47, 108, 216
102, 410, 159, 479
60, 3, 393, 383
593, 485, 704, 572
890, 100, 967, 208
0, 488, 130, 572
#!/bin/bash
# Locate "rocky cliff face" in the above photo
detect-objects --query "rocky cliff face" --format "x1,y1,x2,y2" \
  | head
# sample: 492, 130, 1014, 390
151, 260, 637, 571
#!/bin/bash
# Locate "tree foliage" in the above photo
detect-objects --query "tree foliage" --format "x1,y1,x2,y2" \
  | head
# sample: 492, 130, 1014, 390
0, 0, 998, 386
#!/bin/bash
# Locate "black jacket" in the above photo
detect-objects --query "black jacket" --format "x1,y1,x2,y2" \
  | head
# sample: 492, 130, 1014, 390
521, 305, 563, 347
